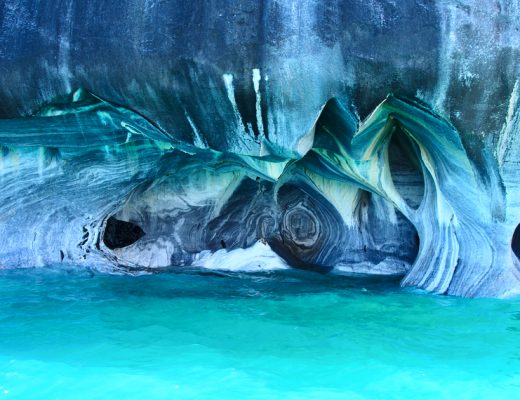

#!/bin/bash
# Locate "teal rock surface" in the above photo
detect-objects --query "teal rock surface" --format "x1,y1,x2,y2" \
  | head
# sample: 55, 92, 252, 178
0, 1, 519, 297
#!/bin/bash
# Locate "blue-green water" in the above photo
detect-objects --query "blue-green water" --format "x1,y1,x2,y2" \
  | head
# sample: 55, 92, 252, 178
1, 268, 519, 399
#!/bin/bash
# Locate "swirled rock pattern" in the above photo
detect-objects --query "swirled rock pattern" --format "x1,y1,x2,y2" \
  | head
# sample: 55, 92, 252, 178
0, 0, 519, 297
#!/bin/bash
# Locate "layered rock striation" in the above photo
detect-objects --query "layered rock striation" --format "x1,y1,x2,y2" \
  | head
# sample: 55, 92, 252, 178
0, 0, 519, 297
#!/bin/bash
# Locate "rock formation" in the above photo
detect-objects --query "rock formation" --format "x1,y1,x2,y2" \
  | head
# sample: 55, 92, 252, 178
0, 0, 519, 297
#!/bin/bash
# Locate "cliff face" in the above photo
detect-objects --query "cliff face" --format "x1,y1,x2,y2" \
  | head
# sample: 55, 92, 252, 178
0, 1, 519, 297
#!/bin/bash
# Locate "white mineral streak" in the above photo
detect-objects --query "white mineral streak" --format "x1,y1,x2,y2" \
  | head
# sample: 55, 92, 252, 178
194, 241, 289, 272
183, 109, 208, 149
252, 68, 265, 139
57, 1, 73, 93
497, 80, 520, 165
223, 73, 245, 136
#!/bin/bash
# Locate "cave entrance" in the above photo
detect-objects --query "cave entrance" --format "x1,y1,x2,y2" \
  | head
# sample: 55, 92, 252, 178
512, 224, 520, 259
103, 216, 145, 249
388, 126, 425, 210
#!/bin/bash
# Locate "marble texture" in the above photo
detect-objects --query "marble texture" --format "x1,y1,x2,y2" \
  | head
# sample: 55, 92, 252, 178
0, 1, 519, 297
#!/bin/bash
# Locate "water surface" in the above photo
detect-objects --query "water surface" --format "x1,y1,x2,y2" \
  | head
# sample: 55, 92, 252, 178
0, 268, 519, 399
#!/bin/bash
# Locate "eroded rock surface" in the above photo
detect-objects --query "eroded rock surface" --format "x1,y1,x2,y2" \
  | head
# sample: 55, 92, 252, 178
0, 1, 519, 297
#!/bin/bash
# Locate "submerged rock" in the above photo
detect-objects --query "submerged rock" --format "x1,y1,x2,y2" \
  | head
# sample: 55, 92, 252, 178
0, 1, 519, 297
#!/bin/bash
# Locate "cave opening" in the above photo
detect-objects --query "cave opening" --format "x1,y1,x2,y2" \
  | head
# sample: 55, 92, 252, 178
388, 126, 425, 210
512, 224, 520, 259
103, 216, 145, 250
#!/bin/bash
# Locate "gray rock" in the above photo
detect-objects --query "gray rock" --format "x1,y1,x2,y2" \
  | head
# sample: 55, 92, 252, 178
0, 1, 519, 297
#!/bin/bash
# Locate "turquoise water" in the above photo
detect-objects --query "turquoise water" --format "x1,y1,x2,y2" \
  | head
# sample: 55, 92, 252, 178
0, 268, 519, 399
